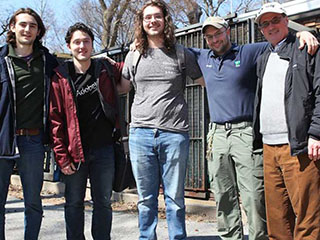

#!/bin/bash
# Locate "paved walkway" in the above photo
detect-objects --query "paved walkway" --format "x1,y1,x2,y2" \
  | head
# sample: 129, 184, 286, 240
5, 195, 227, 240
6, 177, 249, 239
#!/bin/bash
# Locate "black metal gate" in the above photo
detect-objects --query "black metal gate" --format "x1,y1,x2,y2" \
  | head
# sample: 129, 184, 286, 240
47, 14, 315, 198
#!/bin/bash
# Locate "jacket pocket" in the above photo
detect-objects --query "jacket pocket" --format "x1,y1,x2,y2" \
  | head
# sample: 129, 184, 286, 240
303, 92, 315, 118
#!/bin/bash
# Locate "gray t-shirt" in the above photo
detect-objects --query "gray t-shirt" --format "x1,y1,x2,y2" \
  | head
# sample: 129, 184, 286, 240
122, 47, 202, 132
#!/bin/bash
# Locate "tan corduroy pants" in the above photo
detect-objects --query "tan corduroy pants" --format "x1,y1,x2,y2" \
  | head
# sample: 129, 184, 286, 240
263, 144, 320, 240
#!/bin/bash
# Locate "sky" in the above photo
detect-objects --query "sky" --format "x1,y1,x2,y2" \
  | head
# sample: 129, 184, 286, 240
0, 0, 75, 21
0, 0, 77, 52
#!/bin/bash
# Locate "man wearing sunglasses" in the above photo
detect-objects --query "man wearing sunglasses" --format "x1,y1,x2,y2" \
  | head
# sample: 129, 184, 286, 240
189, 13, 319, 240
253, 2, 320, 239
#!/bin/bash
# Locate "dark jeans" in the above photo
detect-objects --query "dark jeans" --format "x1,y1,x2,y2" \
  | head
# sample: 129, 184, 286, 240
0, 134, 45, 240
63, 145, 115, 240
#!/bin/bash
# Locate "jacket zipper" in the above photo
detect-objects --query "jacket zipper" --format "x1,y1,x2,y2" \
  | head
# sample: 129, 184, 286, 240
281, 54, 292, 154
65, 64, 82, 170
4, 56, 19, 155
42, 53, 47, 129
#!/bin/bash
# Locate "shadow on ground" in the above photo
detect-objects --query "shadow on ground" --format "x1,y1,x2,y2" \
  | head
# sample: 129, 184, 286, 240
187, 235, 248, 240
187, 237, 221, 239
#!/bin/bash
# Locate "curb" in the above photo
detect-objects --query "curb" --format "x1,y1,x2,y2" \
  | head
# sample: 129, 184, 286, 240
10, 175, 216, 218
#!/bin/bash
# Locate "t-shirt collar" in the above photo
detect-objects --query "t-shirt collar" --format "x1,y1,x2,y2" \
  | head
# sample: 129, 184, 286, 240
207, 43, 239, 59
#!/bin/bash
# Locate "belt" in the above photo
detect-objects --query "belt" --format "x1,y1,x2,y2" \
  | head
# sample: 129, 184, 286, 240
16, 128, 40, 136
215, 121, 252, 131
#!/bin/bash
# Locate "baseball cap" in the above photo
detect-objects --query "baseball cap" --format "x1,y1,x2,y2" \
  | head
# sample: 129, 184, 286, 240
202, 16, 229, 33
255, 2, 287, 24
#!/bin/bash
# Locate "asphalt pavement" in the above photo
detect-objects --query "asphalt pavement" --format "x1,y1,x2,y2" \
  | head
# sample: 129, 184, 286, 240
5, 195, 228, 240
6, 176, 249, 239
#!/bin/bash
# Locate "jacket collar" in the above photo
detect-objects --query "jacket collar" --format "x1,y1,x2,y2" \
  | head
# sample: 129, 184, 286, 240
7, 43, 42, 59
0, 44, 9, 58
54, 60, 70, 79
266, 32, 296, 56
54, 58, 102, 80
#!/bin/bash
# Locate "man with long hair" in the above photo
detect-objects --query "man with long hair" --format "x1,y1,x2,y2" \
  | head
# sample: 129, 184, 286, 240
0, 8, 58, 239
122, 0, 203, 239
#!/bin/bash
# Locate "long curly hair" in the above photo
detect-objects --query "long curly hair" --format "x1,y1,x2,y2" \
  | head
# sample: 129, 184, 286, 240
135, 0, 176, 55
6, 8, 46, 48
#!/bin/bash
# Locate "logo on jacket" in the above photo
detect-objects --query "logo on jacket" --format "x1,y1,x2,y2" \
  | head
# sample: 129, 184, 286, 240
234, 60, 240, 68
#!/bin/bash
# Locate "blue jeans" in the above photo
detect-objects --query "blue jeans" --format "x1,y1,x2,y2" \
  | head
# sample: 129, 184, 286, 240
129, 127, 189, 240
0, 134, 45, 240
63, 145, 115, 240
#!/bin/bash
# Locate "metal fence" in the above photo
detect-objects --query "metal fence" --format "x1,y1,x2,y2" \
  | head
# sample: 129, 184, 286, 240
44, 17, 272, 197
174, 18, 259, 198
45, 15, 316, 199
98, 17, 262, 198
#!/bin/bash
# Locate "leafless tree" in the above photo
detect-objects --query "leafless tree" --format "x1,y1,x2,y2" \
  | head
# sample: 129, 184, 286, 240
71, 0, 105, 49
170, 0, 202, 26
72, 0, 273, 50
34, 0, 65, 52
72, 0, 144, 50
201, 0, 259, 16
0, 18, 9, 38
0, 8, 13, 45
0, 0, 66, 52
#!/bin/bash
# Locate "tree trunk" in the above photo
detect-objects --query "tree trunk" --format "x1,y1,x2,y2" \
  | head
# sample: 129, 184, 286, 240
184, 1, 202, 24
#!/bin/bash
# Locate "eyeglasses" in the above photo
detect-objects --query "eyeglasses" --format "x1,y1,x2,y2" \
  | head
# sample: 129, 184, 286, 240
143, 14, 164, 23
259, 15, 283, 29
204, 29, 227, 41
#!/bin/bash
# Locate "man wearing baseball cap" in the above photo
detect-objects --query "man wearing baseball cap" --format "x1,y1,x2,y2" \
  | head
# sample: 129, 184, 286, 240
253, 2, 320, 239
189, 11, 319, 240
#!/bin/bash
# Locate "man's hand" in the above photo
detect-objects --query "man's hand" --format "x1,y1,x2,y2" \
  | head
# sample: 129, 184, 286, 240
308, 137, 320, 161
297, 31, 319, 55
61, 162, 76, 175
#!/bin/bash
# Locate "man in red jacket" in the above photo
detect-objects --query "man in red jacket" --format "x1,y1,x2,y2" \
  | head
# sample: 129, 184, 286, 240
49, 22, 129, 240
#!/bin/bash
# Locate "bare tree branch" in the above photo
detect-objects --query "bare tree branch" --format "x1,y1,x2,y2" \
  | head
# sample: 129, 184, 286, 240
0, 18, 9, 37
109, 0, 131, 47
98, 0, 107, 11
102, 0, 122, 48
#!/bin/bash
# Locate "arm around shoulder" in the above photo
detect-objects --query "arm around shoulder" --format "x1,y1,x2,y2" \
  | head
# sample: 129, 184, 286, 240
111, 61, 131, 94
296, 31, 319, 55
117, 76, 131, 94
195, 77, 205, 87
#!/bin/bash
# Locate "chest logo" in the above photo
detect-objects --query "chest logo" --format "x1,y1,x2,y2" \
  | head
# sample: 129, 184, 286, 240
234, 60, 241, 68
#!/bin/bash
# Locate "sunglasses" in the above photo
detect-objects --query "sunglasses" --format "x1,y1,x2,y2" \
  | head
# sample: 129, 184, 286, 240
259, 15, 283, 29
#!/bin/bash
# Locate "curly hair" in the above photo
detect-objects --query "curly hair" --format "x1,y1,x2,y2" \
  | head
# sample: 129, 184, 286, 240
135, 0, 176, 55
6, 8, 46, 48
65, 22, 94, 45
